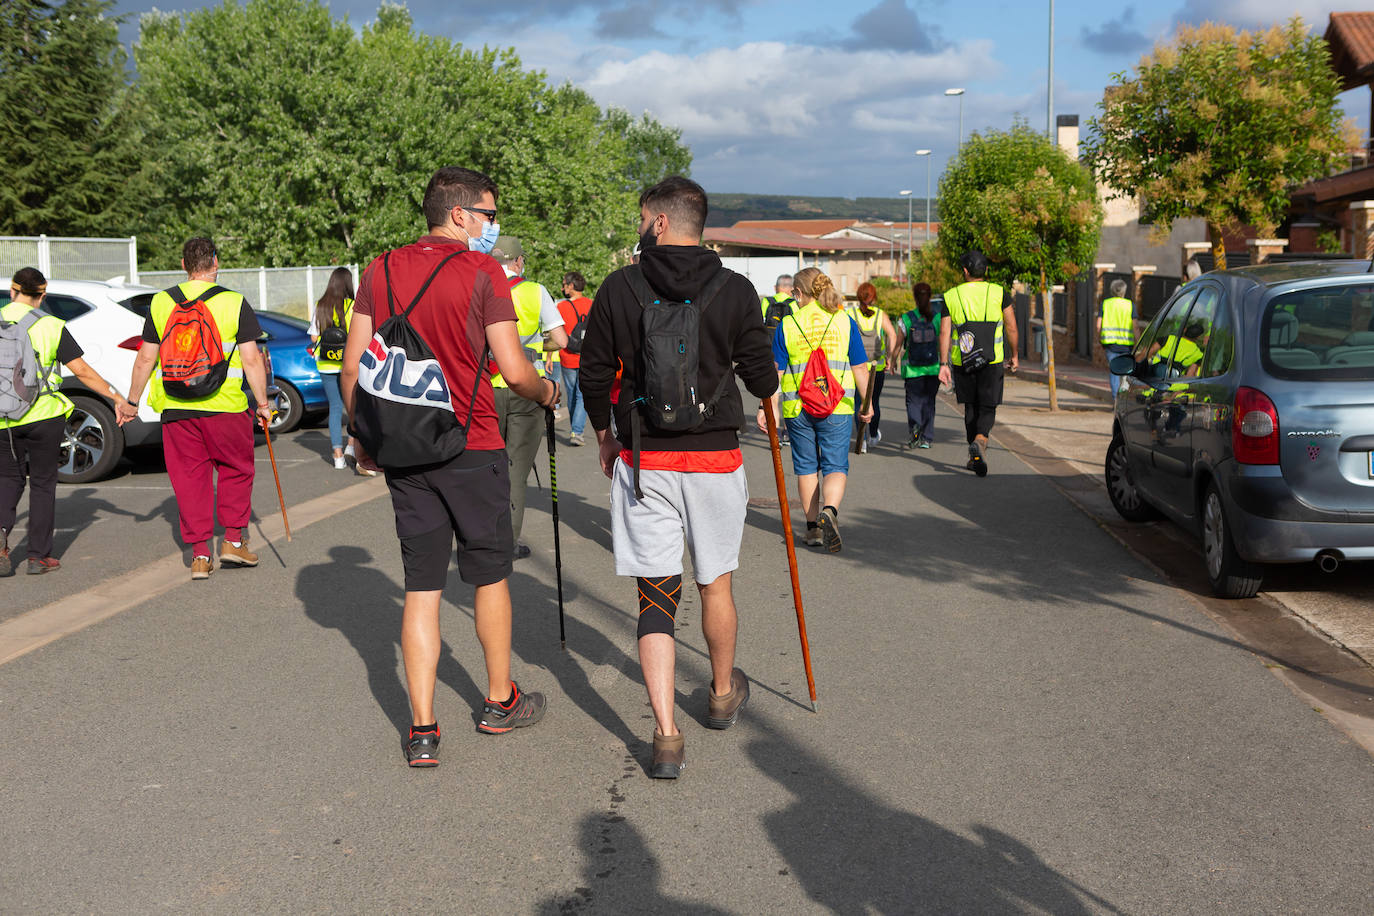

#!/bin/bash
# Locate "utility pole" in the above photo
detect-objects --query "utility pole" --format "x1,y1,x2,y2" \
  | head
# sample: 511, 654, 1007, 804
1047, 0, 1055, 139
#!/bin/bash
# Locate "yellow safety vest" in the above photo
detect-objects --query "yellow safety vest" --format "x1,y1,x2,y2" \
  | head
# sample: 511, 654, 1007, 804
846, 305, 887, 370
313, 298, 353, 373
148, 280, 248, 414
779, 302, 857, 419
943, 281, 1006, 367
0, 302, 72, 430
1154, 335, 1203, 370
491, 278, 546, 389
1101, 296, 1134, 346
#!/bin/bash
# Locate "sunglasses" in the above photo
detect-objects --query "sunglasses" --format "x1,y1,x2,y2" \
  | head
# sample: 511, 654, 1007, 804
462, 206, 498, 222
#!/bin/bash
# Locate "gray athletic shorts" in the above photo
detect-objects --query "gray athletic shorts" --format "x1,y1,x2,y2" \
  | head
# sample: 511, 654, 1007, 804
610, 459, 747, 584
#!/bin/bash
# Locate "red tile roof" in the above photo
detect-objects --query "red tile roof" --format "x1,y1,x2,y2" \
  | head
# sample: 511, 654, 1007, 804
733, 219, 858, 236
703, 227, 891, 253
1326, 12, 1374, 91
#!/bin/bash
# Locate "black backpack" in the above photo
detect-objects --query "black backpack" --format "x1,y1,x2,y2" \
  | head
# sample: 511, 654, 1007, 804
351, 251, 486, 469
763, 295, 793, 332
622, 264, 733, 497
905, 311, 939, 367
563, 299, 590, 355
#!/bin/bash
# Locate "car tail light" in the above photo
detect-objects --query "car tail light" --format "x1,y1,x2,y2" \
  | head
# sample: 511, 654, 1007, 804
117, 336, 144, 351
1233, 386, 1279, 465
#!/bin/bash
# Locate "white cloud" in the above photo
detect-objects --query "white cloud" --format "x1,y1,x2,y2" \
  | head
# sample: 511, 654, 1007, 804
1172, 1, 1335, 30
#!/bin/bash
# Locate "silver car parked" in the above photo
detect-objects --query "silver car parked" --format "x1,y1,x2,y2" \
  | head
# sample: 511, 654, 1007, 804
1106, 261, 1374, 598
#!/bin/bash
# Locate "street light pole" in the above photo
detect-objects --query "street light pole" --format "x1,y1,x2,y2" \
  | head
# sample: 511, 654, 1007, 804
1047, 0, 1055, 139
945, 88, 965, 152
899, 190, 912, 275
915, 150, 931, 244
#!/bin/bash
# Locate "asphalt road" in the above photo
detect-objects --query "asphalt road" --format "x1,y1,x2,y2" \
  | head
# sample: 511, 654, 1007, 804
1, 397, 1373, 914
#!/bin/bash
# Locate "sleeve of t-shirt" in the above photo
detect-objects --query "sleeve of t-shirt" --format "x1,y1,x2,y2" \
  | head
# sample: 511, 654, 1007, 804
772, 323, 789, 371
474, 260, 517, 327
538, 285, 564, 332
307, 313, 320, 336
56, 326, 84, 363
848, 321, 868, 365
142, 314, 160, 344
236, 300, 262, 343
353, 259, 381, 319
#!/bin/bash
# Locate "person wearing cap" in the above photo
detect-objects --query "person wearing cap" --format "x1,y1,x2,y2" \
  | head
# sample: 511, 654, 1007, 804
489, 236, 567, 559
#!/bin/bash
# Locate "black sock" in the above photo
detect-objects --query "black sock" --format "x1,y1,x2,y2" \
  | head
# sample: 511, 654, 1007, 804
823, 505, 838, 517
496, 684, 517, 707
411, 722, 438, 734
806, 521, 819, 530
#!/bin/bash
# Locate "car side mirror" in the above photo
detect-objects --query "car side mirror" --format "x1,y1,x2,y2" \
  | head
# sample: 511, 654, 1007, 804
1108, 353, 1136, 376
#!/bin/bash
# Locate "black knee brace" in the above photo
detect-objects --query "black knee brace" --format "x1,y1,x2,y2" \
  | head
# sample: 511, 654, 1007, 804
637, 575, 682, 638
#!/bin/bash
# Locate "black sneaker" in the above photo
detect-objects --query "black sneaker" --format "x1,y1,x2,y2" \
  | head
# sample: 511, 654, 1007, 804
818, 506, 842, 553
968, 440, 988, 477
514, 543, 532, 560
478, 681, 546, 734
405, 724, 440, 767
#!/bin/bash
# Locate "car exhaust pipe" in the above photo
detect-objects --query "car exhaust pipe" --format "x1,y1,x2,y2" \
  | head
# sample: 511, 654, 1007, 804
1315, 550, 1343, 573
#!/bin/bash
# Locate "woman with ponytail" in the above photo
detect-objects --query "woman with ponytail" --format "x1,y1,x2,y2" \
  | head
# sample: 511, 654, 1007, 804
759, 267, 871, 553
307, 267, 355, 469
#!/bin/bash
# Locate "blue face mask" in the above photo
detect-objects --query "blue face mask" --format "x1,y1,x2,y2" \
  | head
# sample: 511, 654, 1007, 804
469, 220, 500, 254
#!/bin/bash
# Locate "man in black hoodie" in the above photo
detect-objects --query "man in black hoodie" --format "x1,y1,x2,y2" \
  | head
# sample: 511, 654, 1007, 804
579, 176, 778, 779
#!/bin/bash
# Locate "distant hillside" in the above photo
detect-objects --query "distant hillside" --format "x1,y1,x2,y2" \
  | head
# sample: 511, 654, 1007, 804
705, 193, 938, 227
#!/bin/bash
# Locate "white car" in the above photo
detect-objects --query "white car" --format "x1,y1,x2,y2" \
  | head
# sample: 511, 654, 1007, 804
1, 278, 277, 483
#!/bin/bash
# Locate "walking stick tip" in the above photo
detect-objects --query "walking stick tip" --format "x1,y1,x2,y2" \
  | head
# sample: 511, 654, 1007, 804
811, 700, 818, 714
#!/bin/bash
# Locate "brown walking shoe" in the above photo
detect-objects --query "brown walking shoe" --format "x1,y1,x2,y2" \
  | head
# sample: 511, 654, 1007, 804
26, 557, 60, 575
650, 729, 685, 779
191, 556, 213, 580
219, 537, 258, 567
706, 667, 750, 730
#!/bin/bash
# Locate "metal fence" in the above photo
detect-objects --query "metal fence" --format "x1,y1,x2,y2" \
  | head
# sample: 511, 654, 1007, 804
141, 265, 360, 319
0, 235, 139, 284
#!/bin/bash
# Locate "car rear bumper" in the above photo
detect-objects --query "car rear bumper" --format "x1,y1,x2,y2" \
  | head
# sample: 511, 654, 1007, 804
1222, 464, 1374, 562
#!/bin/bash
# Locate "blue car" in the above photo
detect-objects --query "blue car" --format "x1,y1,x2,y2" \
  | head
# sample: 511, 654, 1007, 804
256, 312, 328, 433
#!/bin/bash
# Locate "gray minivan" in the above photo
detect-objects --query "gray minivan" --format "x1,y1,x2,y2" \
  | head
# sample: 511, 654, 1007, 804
1106, 261, 1374, 598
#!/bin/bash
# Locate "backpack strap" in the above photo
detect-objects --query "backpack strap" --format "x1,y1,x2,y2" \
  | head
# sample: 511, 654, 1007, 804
383, 251, 463, 322
168, 284, 230, 306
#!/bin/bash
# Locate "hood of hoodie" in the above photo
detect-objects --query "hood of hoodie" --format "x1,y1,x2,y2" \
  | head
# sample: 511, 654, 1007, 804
638, 244, 724, 302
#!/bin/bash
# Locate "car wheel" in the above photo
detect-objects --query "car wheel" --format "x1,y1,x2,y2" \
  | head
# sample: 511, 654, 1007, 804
269, 382, 304, 434
1105, 434, 1159, 522
1202, 481, 1263, 599
59, 397, 125, 483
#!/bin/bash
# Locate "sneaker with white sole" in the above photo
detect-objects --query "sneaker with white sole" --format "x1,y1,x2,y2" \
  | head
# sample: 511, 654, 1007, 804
219, 538, 258, 567
191, 556, 213, 580
333, 455, 347, 469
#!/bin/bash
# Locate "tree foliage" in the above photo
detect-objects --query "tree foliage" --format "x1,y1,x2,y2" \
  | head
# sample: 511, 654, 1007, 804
0, 0, 146, 236
906, 244, 962, 295
132, 0, 690, 288
935, 123, 1101, 291
1081, 19, 1351, 269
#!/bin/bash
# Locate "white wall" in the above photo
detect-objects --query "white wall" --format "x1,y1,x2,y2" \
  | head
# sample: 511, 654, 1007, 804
719, 255, 800, 296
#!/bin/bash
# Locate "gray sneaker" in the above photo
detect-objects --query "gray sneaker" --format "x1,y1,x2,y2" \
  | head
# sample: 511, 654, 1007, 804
818, 506, 842, 553
477, 681, 546, 734
803, 526, 823, 547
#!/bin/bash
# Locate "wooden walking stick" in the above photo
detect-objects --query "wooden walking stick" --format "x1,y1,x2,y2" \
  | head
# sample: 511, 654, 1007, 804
545, 408, 567, 650
762, 398, 818, 712
260, 415, 291, 541
853, 368, 877, 455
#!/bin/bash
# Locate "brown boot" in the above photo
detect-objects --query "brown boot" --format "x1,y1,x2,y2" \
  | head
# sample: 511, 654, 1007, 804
707, 667, 750, 730
651, 730, 685, 779
219, 536, 258, 567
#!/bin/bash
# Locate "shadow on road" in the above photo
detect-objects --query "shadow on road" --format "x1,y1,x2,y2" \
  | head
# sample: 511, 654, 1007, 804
747, 731, 1120, 915
298, 545, 483, 735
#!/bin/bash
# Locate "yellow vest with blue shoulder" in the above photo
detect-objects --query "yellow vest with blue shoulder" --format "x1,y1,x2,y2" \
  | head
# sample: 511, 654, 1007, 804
943, 281, 1006, 367
148, 280, 248, 414
491, 277, 546, 389
1100, 296, 1134, 346
780, 302, 857, 419
0, 302, 72, 430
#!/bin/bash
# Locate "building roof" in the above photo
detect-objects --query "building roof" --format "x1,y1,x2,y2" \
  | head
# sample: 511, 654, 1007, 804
732, 219, 859, 236
703, 226, 891, 253
1291, 163, 1374, 205
1326, 12, 1374, 91
833, 223, 939, 243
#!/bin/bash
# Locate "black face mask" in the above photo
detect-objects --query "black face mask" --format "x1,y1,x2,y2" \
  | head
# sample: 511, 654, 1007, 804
638, 223, 658, 252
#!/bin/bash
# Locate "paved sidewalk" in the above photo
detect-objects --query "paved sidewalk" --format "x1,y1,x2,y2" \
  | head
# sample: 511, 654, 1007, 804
986, 370, 1374, 669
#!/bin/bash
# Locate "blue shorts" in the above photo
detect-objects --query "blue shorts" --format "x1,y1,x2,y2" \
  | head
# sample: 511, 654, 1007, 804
785, 411, 851, 477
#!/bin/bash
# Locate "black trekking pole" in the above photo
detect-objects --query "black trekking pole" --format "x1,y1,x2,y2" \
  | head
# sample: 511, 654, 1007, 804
545, 407, 567, 649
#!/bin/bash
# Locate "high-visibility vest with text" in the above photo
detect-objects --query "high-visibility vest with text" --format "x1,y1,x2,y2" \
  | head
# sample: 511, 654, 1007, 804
779, 302, 857, 419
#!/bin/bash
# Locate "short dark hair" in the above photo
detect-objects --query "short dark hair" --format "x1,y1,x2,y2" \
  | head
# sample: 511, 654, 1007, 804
10, 267, 46, 296
183, 237, 217, 274
639, 175, 708, 238
960, 249, 988, 279
422, 167, 499, 230
562, 271, 586, 292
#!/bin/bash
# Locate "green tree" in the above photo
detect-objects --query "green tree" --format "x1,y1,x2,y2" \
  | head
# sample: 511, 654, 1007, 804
906, 244, 962, 295
1081, 19, 1351, 270
936, 123, 1102, 408
0, 0, 146, 237
132, 0, 690, 288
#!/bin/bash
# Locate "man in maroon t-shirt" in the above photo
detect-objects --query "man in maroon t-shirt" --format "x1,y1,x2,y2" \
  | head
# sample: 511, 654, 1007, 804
340, 166, 560, 768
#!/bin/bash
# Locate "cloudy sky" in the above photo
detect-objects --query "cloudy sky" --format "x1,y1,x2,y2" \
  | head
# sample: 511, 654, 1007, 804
110, 0, 1370, 200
